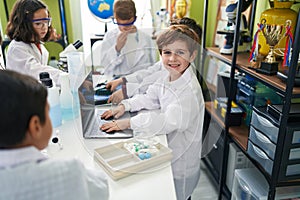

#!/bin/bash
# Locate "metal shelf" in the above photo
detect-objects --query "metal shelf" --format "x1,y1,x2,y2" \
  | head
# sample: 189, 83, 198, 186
206, 47, 300, 97
202, 0, 300, 199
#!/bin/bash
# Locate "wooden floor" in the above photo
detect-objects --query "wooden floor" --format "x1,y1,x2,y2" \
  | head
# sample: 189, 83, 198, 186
191, 161, 219, 200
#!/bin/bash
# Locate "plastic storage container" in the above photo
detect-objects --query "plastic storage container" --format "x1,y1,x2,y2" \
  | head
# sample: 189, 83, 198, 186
247, 140, 273, 175
232, 168, 300, 200
251, 107, 279, 144
40, 76, 62, 127
249, 126, 276, 160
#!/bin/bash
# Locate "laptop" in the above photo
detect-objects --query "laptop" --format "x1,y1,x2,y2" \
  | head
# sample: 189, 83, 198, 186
78, 72, 133, 139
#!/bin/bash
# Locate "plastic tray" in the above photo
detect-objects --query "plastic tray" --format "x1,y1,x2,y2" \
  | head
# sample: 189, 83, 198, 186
94, 139, 173, 180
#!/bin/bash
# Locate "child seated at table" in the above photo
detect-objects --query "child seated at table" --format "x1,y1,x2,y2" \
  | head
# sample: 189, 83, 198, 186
101, 25, 204, 200
99, 0, 157, 76
0, 70, 109, 200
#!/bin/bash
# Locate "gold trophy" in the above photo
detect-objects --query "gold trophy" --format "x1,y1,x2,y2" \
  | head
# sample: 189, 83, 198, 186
256, 19, 289, 75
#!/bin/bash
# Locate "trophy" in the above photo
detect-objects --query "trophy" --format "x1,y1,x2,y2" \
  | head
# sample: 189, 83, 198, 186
256, 19, 290, 75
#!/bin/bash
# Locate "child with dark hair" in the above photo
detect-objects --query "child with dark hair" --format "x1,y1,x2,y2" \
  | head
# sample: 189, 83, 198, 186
99, 0, 157, 76
101, 25, 204, 200
0, 70, 109, 200
5, 0, 61, 84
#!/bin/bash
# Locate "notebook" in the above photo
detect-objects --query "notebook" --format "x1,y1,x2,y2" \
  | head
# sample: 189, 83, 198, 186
78, 72, 133, 139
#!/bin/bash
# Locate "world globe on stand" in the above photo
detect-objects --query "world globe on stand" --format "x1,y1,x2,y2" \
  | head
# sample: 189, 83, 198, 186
88, 0, 114, 21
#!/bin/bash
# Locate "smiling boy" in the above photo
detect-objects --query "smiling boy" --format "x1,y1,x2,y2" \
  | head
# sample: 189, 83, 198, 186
101, 25, 204, 200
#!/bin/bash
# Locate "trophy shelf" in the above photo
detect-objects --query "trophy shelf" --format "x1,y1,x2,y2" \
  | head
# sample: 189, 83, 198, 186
206, 47, 300, 96
205, 102, 248, 151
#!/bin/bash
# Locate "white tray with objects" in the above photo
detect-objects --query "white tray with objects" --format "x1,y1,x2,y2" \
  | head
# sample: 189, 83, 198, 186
94, 138, 173, 180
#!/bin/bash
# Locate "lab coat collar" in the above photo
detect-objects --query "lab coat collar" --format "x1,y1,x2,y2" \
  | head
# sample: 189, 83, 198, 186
30, 43, 43, 60
0, 146, 47, 169
164, 65, 193, 91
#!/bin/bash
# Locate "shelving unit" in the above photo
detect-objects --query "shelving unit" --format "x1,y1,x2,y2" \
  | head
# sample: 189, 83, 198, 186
207, 47, 300, 95
201, 0, 300, 199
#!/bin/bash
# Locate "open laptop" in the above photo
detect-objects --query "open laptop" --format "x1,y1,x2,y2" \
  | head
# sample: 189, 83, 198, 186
78, 72, 133, 139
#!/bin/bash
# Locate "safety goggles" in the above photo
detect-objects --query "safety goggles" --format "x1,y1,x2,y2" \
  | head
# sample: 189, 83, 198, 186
112, 16, 136, 26
32, 18, 52, 28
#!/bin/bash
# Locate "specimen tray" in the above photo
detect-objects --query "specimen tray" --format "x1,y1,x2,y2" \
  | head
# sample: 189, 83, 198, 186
94, 139, 173, 180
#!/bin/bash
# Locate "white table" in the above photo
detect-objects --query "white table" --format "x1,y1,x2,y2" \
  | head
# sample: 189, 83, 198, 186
46, 116, 177, 200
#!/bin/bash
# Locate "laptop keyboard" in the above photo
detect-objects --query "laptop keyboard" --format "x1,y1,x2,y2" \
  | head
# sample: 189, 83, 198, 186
81, 107, 133, 139
84, 112, 110, 137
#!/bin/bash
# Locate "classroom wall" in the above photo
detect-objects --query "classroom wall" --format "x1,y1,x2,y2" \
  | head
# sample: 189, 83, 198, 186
189, 0, 219, 47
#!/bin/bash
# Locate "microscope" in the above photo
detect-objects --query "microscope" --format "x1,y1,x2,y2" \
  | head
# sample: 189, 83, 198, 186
217, 0, 252, 55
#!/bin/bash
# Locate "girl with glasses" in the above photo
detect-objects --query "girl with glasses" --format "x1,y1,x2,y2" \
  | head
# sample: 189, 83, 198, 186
5, 0, 61, 85
99, 0, 157, 77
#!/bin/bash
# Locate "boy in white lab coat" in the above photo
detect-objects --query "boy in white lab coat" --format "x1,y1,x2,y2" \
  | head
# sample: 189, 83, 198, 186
100, 0, 157, 76
105, 17, 203, 104
5, 0, 61, 84
101, 25, 204, 200
0, 70, 109, 200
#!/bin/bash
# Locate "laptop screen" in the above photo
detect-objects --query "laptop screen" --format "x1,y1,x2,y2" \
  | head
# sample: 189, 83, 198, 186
78, 72, 96, 134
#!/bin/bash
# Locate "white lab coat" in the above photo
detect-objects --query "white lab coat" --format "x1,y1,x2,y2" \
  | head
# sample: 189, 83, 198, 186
121, 67, 204, 200
6, 40, 61, 85
124, 61, 167, 97
0, 146, 109, 200
100, 28, 157, 76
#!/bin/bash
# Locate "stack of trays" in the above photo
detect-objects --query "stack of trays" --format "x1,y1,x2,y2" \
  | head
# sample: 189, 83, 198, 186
267, 103, 300, 123
247, 105, 300, 180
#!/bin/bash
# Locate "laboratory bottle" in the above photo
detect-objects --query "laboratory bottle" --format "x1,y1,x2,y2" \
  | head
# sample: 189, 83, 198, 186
59, 72, 74, 122
48, 56, 59, 68
40, 77, 62, 128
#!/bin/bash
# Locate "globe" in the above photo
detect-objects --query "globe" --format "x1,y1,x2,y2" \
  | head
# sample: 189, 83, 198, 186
88, 0, 114, 21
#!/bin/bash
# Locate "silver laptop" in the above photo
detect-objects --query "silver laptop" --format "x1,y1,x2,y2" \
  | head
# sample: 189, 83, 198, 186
78, 72, 133, 139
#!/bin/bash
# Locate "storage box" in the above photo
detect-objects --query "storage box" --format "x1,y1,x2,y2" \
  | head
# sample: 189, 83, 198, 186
248, 118, 300, 180
231, 168, 269, 200
280, 124, 300, 179
236, 79, 282, 107
236, 78, 282, 126
214, 97, 243, 126
94, 138, 173, 180
249, 126, 276, 160
226, 143, 253, 192
251, 106, 279, 144
247, 140, 273, 175
267, 103, 300, 123
231, 168, 300, 200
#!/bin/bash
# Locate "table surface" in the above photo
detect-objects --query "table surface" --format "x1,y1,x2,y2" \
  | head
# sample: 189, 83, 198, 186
45, 111, 177, 200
